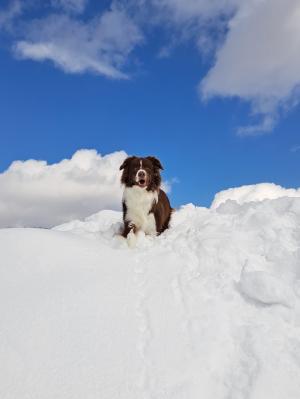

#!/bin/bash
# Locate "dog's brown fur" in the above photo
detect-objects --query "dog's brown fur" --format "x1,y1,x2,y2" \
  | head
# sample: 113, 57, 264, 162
120, 156, 172, 237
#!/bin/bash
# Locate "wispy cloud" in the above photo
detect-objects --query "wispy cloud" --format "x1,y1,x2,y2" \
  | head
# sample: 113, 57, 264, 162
51, 0, 88, 14
290, 145, 300, 153
13, 4, 143, 79
3, 0, 300, 132
162, 177, 179, 193
0, 0, 23, 31
236, 115, 276, 137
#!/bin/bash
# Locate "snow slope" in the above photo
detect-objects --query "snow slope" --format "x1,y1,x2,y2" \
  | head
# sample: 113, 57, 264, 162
1, 196, 300, 398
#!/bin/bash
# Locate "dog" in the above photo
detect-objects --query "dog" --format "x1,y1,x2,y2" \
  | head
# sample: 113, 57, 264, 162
119, 156, 172, 238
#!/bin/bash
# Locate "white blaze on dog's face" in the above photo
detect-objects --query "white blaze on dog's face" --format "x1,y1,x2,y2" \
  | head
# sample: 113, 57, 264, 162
120, 156, 164, 191
135, 159, 148, 188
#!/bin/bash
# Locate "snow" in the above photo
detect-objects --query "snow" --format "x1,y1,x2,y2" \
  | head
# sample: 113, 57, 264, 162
1, 194, 300, 398
239, 269, 296, 308
211, 182, 300, 209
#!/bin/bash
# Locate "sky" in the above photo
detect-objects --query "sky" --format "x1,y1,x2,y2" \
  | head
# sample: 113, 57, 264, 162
1, 0, 300, 226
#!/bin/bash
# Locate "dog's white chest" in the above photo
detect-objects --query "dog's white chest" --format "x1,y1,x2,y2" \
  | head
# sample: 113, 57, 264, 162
123, 186, 158, 235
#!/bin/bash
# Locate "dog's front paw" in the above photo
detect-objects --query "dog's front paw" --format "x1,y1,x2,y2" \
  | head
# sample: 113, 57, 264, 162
127, 229, 137, 248
128, 222, 137, 233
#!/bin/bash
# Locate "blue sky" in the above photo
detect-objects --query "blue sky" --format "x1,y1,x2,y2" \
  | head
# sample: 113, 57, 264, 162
1, 0, 300, 208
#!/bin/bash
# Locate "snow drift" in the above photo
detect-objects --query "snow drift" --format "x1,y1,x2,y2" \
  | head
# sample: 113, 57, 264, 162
211, 182, 300, 208
1, 195, 300, 398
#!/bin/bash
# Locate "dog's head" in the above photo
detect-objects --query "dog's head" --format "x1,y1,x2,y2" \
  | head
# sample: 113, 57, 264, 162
120, 156, 163, 190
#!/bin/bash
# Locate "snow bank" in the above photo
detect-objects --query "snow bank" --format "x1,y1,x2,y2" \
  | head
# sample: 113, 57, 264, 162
211, 182, 300, 209
1, 195, 300, 398
239, 269, 296, 308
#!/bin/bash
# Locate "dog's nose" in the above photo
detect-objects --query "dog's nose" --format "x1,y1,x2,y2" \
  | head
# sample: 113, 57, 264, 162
138, 170, 145, 178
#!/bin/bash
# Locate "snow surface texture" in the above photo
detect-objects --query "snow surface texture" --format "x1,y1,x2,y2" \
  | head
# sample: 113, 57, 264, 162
1, 196, 300, 398
211, 182, 300, 208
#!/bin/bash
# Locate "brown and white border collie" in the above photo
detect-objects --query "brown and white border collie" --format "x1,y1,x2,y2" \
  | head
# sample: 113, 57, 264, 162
119, 156, 172, 239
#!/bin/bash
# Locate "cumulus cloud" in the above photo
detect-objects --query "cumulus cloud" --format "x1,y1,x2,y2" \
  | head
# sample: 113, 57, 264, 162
211, 183, 300, 209
200, 0, 300, 133
14, 5, 143, 79
0, 149, 127, 228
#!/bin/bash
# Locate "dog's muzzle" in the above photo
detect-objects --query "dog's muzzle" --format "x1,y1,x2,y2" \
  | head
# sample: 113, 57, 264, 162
136, 169, 148, 188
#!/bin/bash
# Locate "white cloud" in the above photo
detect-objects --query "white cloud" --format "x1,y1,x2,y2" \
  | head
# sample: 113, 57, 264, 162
0, 0, 23, 30
201, 0, 300, 101
148, 0, 237, 24
236, 115, 276, 137
4, 0, 300, 131
51, 0, 88, 14
211, 183, 300, 209
14, 6, 143, 79
200, 0, 300, 133
0, 149, 127, 228
129, 0, 300, 134
161, 177, 178, 193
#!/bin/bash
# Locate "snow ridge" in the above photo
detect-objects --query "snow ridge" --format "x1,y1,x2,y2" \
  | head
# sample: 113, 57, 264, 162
1, 196, 300, 398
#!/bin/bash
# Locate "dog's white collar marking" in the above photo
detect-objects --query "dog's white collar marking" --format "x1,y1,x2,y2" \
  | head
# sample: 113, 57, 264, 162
123, 186, 158, 235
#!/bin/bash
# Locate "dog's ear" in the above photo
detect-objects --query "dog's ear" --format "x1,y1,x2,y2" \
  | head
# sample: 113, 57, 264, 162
146, 156, 164, 170
119, 156, 136, 170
